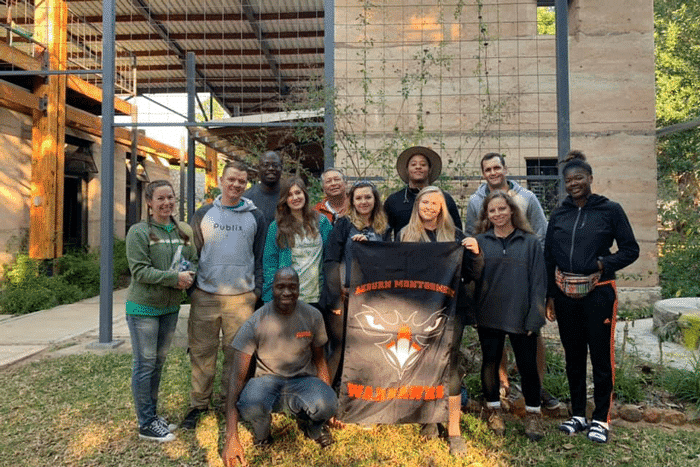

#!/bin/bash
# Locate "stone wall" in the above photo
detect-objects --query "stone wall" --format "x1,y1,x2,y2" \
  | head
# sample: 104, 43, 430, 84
334, 0, 657, 287
0, 108, 32, 267
0, 107, 177, 267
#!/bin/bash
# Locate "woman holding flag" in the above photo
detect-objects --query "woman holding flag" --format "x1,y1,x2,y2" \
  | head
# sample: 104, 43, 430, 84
321, 180, 390, 388
398, 185, 481, 457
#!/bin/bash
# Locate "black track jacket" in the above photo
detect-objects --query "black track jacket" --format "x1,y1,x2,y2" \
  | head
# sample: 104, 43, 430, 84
544, 194, 640, 298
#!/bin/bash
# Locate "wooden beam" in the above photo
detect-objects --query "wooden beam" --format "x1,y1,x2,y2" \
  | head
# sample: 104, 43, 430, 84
30, 0, 67, 259
67, 75, 132, 116
205, 146, 218, 193
8, 10, 322, 23
0, 41, 132, 116
121, 62, 324, 72
0, 80, 42, 113
0, 41, 43, 71
1, 79, 205, 168
93, 47, 321, 58
113, 30, 324, 42
75, 11, 324, 24
131, 76, 309, 84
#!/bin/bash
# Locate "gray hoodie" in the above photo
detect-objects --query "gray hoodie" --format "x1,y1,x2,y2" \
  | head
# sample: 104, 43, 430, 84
190, 195, 266, 296
464, 179, 547, 247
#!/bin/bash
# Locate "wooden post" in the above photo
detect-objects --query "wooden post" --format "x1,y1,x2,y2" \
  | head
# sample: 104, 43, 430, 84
205, 146, 218, 196
30, 0, 67, 259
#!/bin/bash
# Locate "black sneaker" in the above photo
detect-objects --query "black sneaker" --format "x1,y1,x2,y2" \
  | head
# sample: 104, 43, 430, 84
313, 425, 334, 449
157, 416, 178, 432
540, 388, 562, 410
139, 419, 176, 442
180, 407, 207, 430
298, 420, 334, 448
254, 434, 273, 448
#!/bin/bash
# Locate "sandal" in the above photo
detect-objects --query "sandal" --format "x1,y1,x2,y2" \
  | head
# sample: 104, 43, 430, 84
559, 417, 588, 436
587, 421, 609, 443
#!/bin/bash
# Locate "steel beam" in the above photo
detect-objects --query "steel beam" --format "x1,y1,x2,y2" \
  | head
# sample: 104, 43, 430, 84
323, 0, 335, 169
240, 0, 289, 96
187, 52, 196, 220
555, 0, 570, 200
97, 0, 117, 346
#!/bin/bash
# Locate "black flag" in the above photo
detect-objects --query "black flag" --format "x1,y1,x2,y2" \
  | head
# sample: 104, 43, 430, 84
338, 241, 462, 424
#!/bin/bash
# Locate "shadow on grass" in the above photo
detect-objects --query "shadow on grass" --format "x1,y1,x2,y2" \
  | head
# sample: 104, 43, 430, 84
1, 349, 700, 466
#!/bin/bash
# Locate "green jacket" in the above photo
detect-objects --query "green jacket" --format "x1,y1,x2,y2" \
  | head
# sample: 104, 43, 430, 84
126, 220, 198, 314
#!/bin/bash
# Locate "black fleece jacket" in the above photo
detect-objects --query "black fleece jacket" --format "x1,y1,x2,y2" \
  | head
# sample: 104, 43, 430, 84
475, 229, 546, 335
544, 194, 640, 298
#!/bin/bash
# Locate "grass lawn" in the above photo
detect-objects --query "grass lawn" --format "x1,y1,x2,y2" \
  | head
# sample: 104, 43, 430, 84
1, 349, 699, 467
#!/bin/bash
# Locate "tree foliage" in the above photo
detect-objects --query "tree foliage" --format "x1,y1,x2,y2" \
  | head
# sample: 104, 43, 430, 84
536, 7, 555, 35
655, 1, 700, 297
655, 0, 700, 180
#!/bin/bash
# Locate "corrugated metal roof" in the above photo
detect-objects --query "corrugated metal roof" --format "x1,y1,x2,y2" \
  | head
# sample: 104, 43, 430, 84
60, 0, 325, 116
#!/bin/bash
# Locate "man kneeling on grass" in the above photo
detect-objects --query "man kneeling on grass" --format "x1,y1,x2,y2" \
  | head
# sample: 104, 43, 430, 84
222, 267, 338, 466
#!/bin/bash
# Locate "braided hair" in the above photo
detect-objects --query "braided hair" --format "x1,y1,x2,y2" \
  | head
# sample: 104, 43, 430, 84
144, 180, 190, 245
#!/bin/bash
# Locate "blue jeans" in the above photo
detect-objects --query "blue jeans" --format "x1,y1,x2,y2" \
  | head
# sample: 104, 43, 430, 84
126, 312, 179, 428
237, 375, 338, 441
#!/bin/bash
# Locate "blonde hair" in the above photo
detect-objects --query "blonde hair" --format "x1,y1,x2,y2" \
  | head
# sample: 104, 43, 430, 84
399, 186, 455, 242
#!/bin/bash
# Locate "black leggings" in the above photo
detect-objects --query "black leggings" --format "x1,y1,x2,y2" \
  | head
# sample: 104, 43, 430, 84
478, 326, 540, 408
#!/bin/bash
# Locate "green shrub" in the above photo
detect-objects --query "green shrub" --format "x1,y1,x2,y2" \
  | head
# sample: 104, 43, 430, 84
614, 360, 646, 403
654, 358, 700, 407
112, 236, 130, 284
542, 349, 570, 401
0, 238, 131, 315
4, 253, 44, 286
618, 305, 654, 321
659, 237, 700, 298
463, 372, 482, 401
0, 276, 60, 314
57, 250, 100, 297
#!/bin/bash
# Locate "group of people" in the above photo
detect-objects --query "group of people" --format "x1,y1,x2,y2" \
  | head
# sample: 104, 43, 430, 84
123, 145, 639, 463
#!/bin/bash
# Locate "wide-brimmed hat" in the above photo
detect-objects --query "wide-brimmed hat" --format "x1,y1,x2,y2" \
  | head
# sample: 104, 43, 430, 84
396, 146, 442, 184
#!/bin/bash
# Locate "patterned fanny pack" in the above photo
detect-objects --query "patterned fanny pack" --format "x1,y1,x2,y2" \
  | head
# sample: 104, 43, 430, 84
555, 267, 601, 299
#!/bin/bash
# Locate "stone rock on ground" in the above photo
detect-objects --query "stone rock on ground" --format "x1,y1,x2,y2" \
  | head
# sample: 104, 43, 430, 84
619, 404, 644, 422
663, 410, 686, 426
643, 407, 663, 423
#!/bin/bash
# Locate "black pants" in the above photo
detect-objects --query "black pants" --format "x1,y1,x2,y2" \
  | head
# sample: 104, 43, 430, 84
478, 326, 540, 408
553, 282, 617, 423
323, 302, 346, 391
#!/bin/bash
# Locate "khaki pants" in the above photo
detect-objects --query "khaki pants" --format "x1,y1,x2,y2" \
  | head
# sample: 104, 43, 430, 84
188, 288, 256, 409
